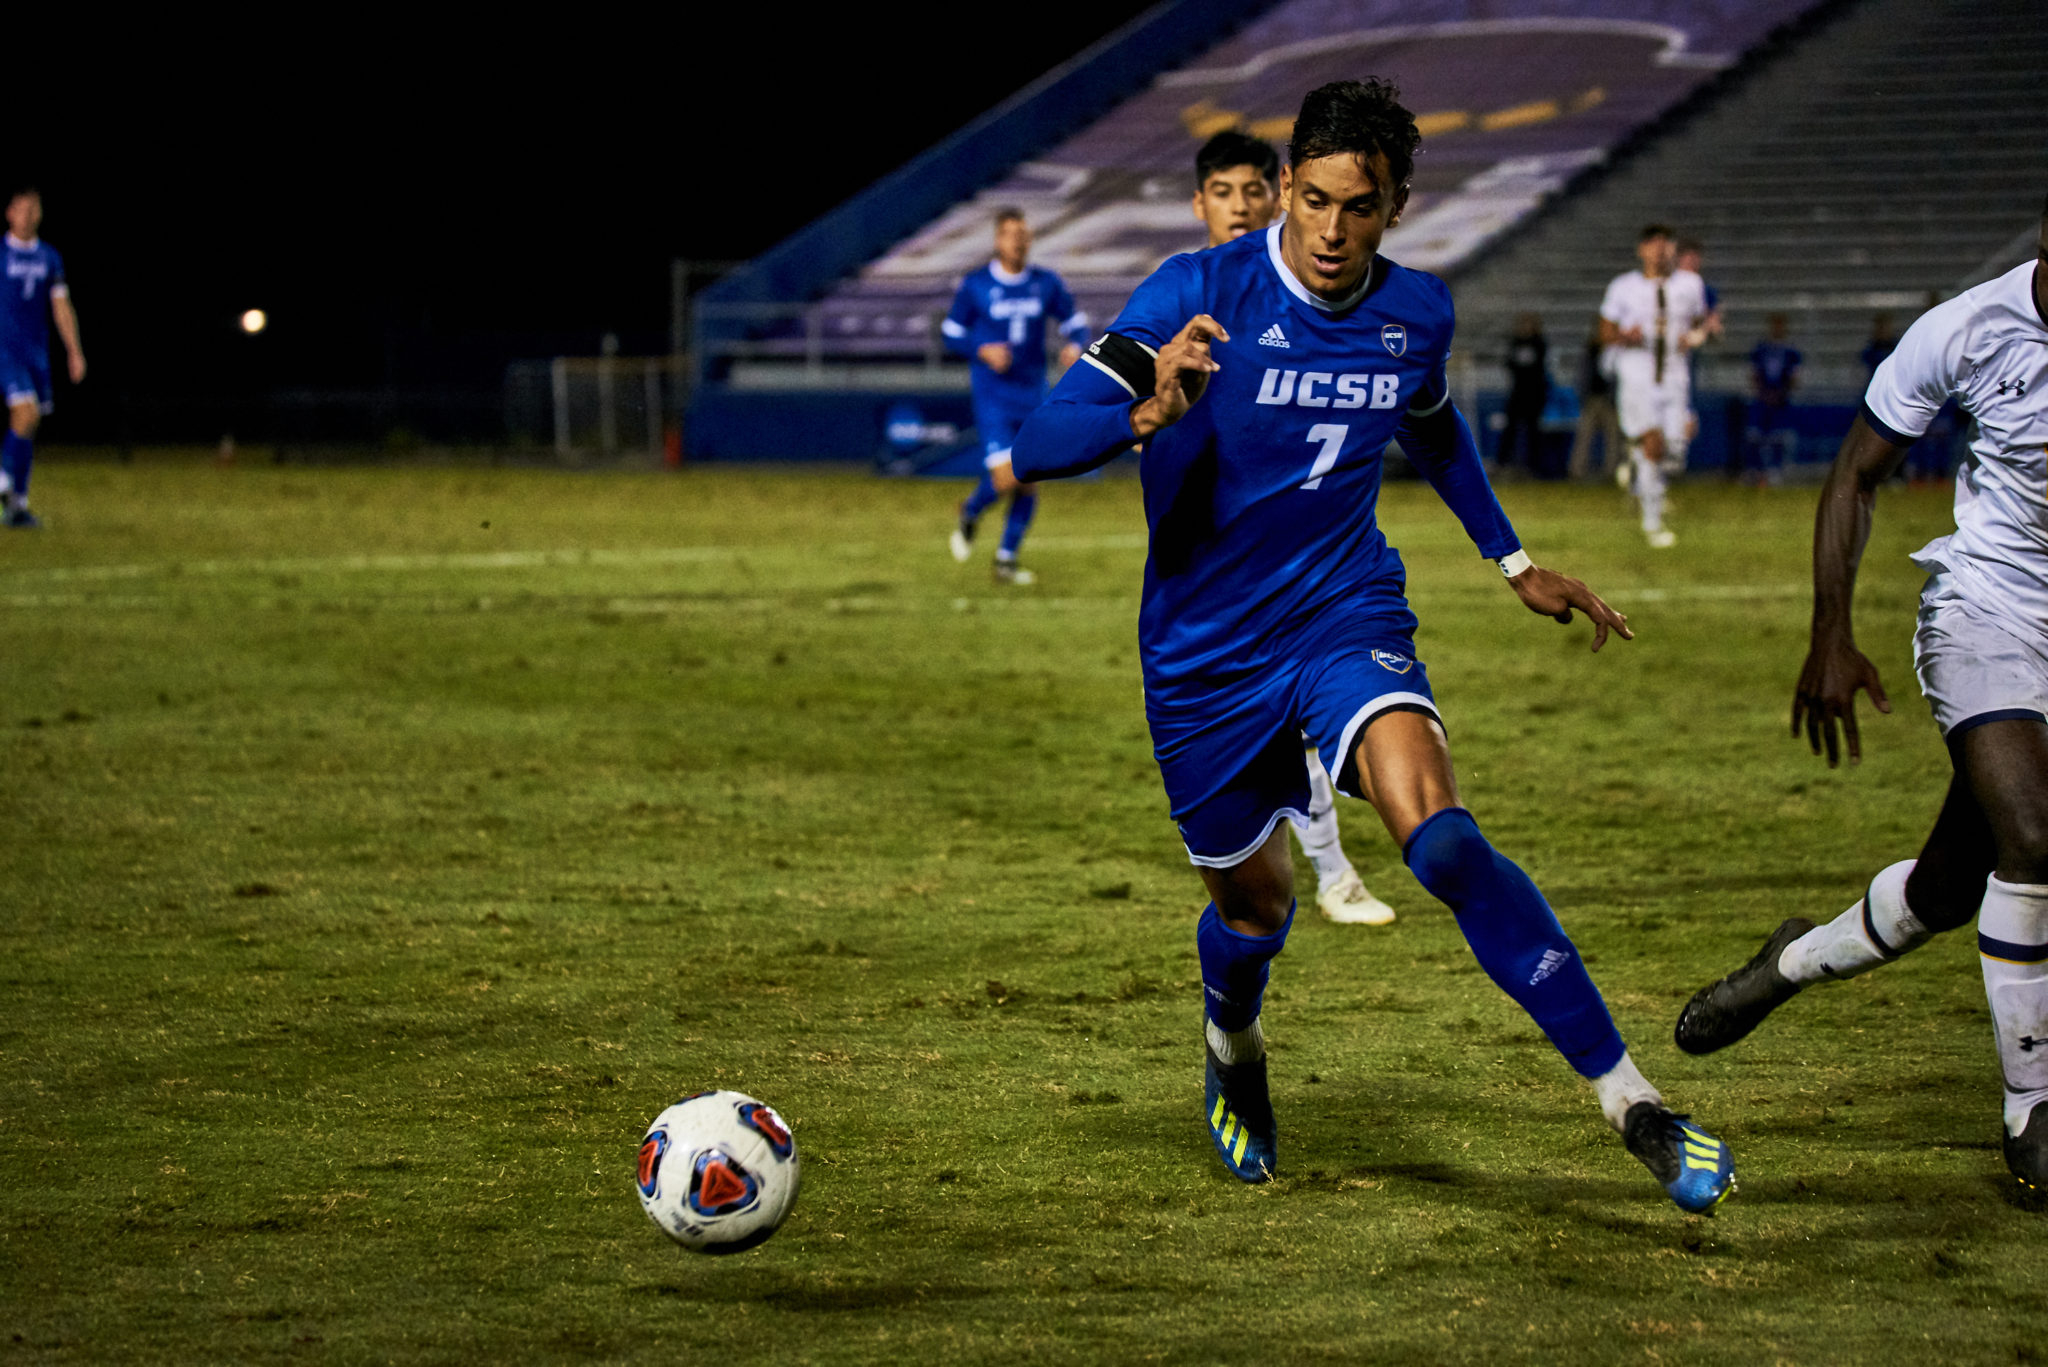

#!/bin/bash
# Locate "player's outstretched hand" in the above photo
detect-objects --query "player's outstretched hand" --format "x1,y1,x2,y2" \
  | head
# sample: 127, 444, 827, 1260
989, 458, 1019, 495
977, 342, 1014, 374
1792, 637, 1890, 767
1057, 342, 1082, 370
1133, 315, 1230, 437
67, 352, 85, 384
1506, 564, 1633, 652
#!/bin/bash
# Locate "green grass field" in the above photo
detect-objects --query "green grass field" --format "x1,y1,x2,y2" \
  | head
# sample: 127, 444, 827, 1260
2, 457, 2040, 1364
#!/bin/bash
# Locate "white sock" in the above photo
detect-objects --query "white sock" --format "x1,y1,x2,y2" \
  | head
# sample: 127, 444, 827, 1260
1592, 1051, 1662, 1132
1779, 860, 1928, 985
1205, 1015, 1266, 1066
1296, 748, 1352, 888
1979, 877, 2048, 1136
1632, 449, 1667, 531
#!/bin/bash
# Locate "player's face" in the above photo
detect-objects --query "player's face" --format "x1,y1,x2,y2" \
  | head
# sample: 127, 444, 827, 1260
1276, 151, 1406, 301
994, 217, 1030, 272
1637, 234, 1673, 276
1191, 165, 1276, 248
6, 194, 40, 240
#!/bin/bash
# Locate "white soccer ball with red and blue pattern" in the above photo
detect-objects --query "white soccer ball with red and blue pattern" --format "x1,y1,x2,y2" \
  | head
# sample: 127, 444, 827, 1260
636, 1090, 800, 1253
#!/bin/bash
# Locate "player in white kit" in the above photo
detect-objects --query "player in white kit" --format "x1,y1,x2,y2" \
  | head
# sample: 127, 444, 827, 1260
1599, 225, 1709, 548
1675, 201, 2048, 1190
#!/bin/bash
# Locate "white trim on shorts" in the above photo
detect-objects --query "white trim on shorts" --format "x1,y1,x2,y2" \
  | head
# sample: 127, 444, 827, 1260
1183, 805, 1310, 869
1333, 691, 1442, 798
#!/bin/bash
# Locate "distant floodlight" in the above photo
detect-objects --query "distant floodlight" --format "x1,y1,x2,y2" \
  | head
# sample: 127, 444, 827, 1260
240, 309, 268, 335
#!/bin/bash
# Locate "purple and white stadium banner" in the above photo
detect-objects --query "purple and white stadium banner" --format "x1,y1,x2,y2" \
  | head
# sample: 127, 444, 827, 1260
818, 0, 1820, 356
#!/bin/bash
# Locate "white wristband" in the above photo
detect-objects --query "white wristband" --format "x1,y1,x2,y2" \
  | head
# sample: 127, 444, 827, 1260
1498, 549, 1532, 578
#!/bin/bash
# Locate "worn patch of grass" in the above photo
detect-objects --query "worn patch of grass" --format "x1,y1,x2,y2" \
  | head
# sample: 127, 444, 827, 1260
1, 458, 2038, 1364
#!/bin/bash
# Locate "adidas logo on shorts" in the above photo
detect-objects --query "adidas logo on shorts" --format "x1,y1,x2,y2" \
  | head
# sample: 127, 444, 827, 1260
1258, 324, 1289, 349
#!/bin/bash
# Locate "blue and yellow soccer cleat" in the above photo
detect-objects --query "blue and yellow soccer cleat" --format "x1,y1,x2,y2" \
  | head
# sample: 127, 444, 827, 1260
1203, 1042, 1277, 1183
1623, 1101, 1734, 1213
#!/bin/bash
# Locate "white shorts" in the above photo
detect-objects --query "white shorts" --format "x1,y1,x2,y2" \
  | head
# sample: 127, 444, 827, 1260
1617, 378, 1690, 447
1914, 574, 2048, 738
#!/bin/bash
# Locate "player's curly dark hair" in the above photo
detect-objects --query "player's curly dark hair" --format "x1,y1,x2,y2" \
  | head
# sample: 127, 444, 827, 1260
1195, 130, 1279, 189
1287, 79, 1419, 190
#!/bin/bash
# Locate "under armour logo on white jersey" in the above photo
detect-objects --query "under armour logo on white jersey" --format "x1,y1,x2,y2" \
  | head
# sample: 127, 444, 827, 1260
1258, 324, 1289, 349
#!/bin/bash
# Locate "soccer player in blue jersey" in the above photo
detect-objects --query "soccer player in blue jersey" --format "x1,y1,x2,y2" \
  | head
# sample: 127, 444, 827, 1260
943, 209, 1088, 584
0, 188, 83, 529
1010, 80, 1735, 1210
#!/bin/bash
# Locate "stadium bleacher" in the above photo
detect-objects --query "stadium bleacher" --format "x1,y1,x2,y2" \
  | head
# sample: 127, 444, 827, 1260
688, 0, 2044, 464
1453, 0, 2048, 406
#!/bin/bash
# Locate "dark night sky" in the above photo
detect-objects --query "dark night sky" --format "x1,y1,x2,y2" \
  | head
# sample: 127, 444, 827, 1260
19, 11, 1159, 430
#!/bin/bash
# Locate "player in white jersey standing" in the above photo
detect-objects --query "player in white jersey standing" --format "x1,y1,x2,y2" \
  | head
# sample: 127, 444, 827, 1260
1676, 200, 2048, 1189
1599, 225, 1708, 548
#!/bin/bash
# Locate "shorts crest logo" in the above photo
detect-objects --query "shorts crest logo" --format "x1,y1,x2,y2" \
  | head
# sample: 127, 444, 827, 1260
1371, 649, 1413, 674
1381, 324, 1407, 357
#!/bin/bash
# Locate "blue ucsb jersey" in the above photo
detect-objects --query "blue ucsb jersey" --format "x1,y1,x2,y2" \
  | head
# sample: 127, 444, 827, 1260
0, 236, 64, 358
1041, 224, 1516, 697
941, 262, 1089, 410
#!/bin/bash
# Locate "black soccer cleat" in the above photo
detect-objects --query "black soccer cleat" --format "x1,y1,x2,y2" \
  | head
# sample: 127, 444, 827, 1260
1623, 1101, 1735, 1213
1674, 917, 1814, 1056
2006, 1100, 2048, 1191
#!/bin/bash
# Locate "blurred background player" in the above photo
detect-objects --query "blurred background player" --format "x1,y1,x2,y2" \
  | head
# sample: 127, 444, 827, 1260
1745, 313, 1802, 483
1498, 312, 1549, 475
0, 188, 84, 529
1188, 128, 1394, 926
1677, 200, 2048, 1191
942, 208, 1086, 584
1600, 225, 1706, 548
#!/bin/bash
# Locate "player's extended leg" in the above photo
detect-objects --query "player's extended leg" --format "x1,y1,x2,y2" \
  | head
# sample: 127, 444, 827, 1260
993, 481, 1038, 585
1195, 824, 1295, 1183
1956, 720, 2048, 1186
1355, 710, 1734, 1211
2, 400, 40, 528
1675, 766, 1995, 1056
1294, 744, 1394, 924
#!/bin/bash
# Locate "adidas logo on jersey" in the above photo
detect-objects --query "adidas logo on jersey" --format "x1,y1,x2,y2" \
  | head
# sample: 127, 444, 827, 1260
1258, 324, 1290, 349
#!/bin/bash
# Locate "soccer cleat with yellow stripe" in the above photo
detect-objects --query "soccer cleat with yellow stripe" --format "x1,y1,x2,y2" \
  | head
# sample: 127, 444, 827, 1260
1623, 1101, 1734, 1213
1203, 1041, 1276, 1183
2006, 1099, 2048, 1190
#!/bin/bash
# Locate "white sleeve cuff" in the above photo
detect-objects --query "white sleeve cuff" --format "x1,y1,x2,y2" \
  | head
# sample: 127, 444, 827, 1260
1498, 548, 1532, 578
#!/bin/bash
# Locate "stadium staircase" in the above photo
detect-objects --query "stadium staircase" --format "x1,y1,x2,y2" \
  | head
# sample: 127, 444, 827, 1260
1449, 0, 2048, 401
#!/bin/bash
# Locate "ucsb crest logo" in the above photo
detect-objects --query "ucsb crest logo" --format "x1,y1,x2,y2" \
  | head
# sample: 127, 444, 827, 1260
1255, 369, 1401, 410
1381, 324, 1407, 357
1370, 649, 1413, 674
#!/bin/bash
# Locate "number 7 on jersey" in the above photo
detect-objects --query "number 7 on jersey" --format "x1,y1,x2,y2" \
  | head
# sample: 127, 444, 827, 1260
1301, 424, 1349, 490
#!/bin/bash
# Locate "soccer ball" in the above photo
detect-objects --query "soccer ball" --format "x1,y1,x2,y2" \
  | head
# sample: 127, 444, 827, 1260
635, 1090, 800, 1253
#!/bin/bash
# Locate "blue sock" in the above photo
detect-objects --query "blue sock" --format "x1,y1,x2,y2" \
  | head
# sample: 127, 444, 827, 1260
1404, 808, 1625, 1078
1, 430, 28, 503
998, 489, 1037, 559
961, 471, 1000, 524
1196, 901, 1294, 1031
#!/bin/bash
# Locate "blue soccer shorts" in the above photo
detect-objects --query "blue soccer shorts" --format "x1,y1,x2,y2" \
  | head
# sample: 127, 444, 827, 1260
1151, 631, 1442, 868
974, 394, 1039, 470
0, 348, 51, 414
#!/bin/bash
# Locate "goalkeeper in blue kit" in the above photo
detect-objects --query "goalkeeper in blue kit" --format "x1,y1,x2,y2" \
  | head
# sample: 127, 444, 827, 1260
1010, 80, 1734, 1210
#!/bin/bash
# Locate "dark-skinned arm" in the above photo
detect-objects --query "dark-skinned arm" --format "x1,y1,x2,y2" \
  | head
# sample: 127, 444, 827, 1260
1793, 414, 1912, 766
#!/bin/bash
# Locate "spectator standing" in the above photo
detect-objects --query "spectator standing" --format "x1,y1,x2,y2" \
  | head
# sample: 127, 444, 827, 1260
1499, 313, 1549, 473
1746, 314, 1802, 483
1568, 319, 1622, 481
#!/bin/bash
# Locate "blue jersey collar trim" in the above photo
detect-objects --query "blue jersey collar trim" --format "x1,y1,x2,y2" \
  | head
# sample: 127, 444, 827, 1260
1264, 223, 1379, 315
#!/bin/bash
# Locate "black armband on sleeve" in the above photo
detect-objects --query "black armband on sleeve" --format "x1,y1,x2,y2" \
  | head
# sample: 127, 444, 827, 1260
1078, 332, 1158, 398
